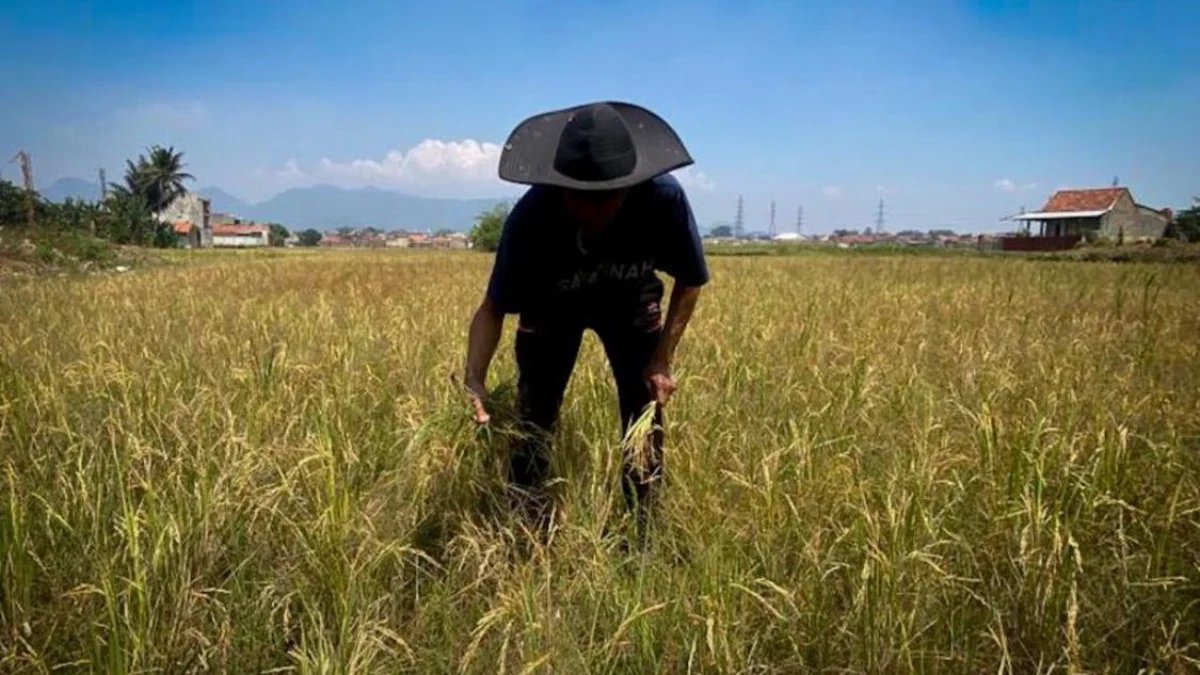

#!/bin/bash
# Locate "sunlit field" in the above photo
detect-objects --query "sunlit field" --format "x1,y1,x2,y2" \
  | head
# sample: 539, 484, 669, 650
2, 249, 1199, 674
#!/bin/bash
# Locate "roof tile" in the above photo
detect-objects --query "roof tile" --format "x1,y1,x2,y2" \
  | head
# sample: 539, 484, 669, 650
1041, 188, 1128, 213
213, 224, 269, 236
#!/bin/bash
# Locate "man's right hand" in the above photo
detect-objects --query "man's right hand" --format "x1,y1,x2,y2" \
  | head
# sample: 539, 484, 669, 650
465, 376, 491, 425
464, 296, 503, 426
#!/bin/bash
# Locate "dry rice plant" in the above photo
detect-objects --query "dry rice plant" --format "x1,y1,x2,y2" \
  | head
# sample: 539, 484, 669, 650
1, 248, 1199, 674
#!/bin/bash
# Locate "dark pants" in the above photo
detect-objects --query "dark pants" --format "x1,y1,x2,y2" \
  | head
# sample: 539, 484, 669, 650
509, 296, 665, 523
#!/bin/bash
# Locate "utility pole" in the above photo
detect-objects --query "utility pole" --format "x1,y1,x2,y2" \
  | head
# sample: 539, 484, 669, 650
769, 200, 776, 238
734, 194, 744, 238
796, 205, 803, 236
875, 197, 885, 234
10, 151, 36, 228
92, 167, 108, 235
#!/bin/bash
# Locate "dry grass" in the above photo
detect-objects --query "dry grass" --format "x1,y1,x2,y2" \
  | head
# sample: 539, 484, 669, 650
2, 249, 1199, 674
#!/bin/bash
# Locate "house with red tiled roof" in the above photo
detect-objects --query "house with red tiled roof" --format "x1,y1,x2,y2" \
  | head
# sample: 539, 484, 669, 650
173, 221, 201, 248
1009, 187, 1172, 247
212, 223, 269, 248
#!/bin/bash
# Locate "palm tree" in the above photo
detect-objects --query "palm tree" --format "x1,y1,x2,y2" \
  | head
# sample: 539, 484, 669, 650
124, 145, 195, 217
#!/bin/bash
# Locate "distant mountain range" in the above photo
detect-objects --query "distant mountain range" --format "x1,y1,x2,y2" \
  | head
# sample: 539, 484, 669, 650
42, 177, 104, 204
38, 178, 513, 232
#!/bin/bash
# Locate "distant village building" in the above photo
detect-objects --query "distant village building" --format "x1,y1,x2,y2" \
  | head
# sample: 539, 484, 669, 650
443, 232, 470, 249
210, 212, 238, 227
430, 236, 468, 250
1007, 187, 1172, 249
212, 223, 269, 248
159, 193, 213, 247
173, 221, 202, 248
308, 228, 471, 249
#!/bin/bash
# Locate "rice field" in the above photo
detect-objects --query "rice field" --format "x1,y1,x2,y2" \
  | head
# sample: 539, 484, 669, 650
2, 249, 1199, 674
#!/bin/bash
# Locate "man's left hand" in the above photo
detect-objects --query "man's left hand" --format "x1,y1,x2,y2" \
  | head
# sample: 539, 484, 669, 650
644, 355, 677, 406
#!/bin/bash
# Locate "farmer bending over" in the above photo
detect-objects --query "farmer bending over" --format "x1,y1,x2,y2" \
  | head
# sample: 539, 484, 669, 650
463, 101, 710, 527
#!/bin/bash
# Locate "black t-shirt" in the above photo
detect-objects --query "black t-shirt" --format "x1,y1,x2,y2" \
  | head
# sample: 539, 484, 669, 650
485, 174, 711, 317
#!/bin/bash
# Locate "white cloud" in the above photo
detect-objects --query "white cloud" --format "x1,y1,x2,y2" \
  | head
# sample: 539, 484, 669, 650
317, 139, 506, 195
672, 167, 715, 191
995, 177, 1038, 192
114, 101, 211, 130
277, 159, 304, 179
288, 140, 717, 197
822, 185, 842, 198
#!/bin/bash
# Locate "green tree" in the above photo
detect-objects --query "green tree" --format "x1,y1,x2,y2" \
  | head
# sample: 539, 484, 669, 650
469, 202, 509, 252
268, 223, 290, 246
53, 197, 102, 234
124, 145, 195, 216
98, 186, 156, 245
0, 179, 29, 226
1164, 197, 1200, 242
709, 225, 733, 237
0, 179, 59, 227
297, 229, 323, 247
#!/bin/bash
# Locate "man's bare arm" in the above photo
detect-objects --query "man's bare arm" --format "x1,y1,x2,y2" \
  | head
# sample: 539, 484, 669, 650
655, 282, 702, 365
464, 296, 504, 423
645, 282, 702, 405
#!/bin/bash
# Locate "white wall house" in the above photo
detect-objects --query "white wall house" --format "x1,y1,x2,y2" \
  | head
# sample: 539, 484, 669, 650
212, 224, 270, 247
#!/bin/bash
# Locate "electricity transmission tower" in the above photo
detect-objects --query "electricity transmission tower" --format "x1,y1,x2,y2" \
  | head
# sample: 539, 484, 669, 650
769, 200, 776, 237
796, 205, 803, 235
99, 167, 108, 201
875, 197, 885, 234
734, 194, 744, 238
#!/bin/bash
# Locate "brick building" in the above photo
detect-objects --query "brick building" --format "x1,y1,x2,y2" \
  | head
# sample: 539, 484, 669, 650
1009, 187, 1172, 247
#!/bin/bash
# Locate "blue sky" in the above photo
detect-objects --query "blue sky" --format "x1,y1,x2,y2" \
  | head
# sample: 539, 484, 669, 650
2, 0, 1197, 233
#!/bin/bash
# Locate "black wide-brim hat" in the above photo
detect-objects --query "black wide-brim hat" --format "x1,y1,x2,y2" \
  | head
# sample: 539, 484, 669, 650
498, 101, 694, 191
